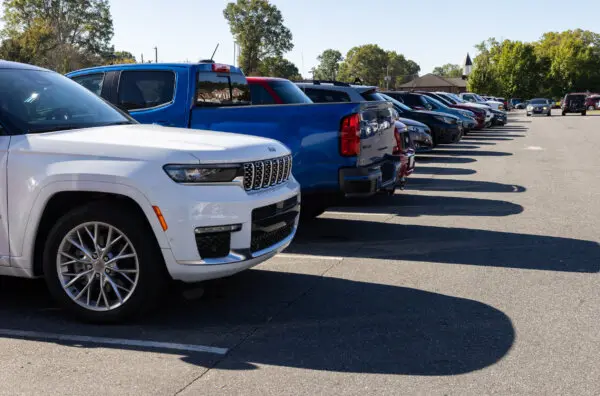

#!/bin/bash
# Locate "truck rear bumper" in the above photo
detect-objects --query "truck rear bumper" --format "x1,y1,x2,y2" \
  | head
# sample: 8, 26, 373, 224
339, 157, 401, 198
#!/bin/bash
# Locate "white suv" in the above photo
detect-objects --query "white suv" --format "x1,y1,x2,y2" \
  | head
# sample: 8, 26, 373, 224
0, 61, 300, 322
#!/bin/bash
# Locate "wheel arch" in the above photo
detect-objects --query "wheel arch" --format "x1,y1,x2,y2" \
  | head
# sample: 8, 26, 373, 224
14, 181, 170, 277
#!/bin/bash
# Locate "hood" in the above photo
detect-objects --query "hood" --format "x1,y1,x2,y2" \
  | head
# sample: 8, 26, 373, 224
22, 124, 291, 164
398, 117, 428, 129
415, 110, 459, 120
463, 102, 491, 110
486, 100, 503, 105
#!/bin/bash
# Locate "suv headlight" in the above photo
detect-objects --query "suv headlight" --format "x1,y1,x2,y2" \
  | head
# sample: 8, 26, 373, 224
527, 105, 533, 110
163, 164, 241, 183
433, 115, 457, 124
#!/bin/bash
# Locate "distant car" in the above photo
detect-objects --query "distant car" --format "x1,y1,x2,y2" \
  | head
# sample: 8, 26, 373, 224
515, 100, 529, 110
561, 93, 587, 116
247, 77, 313, 104
509, 98, 523, 109
460, 92, 505, 111
398, 117, 433, 152
584, 94, 600, 110
526, 98, 552, 117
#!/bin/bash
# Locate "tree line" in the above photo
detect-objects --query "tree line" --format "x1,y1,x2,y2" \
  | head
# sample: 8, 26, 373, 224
0, 0, 137, 74
467, 31, 600, 99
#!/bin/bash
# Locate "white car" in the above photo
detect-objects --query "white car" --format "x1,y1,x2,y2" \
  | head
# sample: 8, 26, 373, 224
0, 61, 300, 322
459, 92, 505, 111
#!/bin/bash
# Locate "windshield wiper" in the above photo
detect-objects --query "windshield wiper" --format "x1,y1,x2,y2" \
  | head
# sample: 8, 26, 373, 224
28, 125, 87, 134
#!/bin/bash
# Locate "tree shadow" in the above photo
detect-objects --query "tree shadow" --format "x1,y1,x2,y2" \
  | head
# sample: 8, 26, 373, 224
427, 150, 513, 157
0, 271, 515, 376
405, 178, 525, 193
413, 167, 477, 176
288, 219, 600, 273
332, 193, 522, 217
416, 156, 477, 164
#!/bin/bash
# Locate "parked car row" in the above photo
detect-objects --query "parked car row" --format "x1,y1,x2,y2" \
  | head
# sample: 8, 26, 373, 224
0, 59, 509, 323
513, 92, 599, 116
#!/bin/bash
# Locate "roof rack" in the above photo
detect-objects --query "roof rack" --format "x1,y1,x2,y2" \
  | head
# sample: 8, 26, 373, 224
295, 79, 351, 87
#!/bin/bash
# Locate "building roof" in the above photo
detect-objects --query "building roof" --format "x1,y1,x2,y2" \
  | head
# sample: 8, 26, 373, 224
398, 73, 467, 89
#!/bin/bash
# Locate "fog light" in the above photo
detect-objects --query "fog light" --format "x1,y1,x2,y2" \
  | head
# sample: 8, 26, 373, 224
194, 224, 242, 234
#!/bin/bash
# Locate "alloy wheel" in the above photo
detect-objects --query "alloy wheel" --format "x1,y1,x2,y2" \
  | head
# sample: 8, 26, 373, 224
56, 221, 140, 312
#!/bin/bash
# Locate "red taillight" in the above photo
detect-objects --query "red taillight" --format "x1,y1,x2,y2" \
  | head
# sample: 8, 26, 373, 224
393, 126, 403, 154
212, 63, 230, 73
340, 113, 361, 157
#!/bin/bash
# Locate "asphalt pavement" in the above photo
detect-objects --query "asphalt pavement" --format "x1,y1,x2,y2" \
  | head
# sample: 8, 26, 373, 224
1, 110, 599, 395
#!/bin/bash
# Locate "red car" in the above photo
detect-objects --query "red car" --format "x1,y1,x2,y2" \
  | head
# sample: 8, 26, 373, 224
585, 94, 600, 110
246, 76, 313, 104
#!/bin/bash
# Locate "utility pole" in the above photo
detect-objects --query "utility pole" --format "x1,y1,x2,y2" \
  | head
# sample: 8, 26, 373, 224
141, 53, 144, 63
153, 46, 158, 63
233, 41, 236, 67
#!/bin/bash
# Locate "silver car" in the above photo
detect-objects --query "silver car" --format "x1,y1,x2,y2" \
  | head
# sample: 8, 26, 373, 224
526, 98, 552, 117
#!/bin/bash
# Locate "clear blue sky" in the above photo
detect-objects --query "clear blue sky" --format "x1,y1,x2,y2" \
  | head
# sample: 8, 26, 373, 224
110, 0, 600, 75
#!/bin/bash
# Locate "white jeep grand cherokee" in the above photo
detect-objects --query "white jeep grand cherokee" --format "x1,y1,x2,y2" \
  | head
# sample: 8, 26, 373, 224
0, 61, 300, 322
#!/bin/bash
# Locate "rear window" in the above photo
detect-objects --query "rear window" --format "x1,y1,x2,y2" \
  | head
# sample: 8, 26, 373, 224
565, 94, 586, 101
269, 80, 312, 104
360, 91, 383, 101
249, 84, 275, 105
303, 88, 350, 103
118, 70, 175, 111
196, 71, 251, 106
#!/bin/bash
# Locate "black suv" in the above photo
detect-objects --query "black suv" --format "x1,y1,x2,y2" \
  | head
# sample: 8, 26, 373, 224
561, 93, 587, 116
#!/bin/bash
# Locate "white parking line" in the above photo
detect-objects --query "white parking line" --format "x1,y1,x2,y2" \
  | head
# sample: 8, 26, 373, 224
0, 329, 228, 355
277, 253, 344, 261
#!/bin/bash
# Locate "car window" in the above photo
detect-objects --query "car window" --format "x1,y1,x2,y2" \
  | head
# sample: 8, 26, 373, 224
463, 94, 475, 102
0, 69, 133, 134
303, 88, 351, 103
438, 93, 457, 104
397, 94, 424, 107
269, 81, 312, 104
378, 93, 412, 112
249, 84, 275, 105
196, 71, 251, 106
71, 73, 105, 96
117, 70, 175, 110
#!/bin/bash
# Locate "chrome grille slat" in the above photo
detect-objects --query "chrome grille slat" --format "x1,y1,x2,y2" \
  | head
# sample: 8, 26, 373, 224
243, 155, 291, 192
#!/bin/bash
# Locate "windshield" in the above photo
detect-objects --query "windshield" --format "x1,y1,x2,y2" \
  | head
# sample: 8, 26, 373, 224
473, 94, 486, 102
423, 95, 448, 109
269, 80, 312, 104
448, 93, 466, 103
529, 99, 548, 105
377, 93, 413, 112
0, 69, 133, 134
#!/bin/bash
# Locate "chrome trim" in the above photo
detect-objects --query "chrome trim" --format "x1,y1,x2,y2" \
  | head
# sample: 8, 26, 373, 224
243, 155, 292, 192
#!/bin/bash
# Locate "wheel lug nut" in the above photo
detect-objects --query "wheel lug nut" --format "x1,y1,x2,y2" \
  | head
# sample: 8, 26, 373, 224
103, 257, 108, 262
92, 254, 98, 259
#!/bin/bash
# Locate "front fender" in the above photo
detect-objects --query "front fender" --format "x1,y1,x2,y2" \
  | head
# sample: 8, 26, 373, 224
12, 178, 169, 273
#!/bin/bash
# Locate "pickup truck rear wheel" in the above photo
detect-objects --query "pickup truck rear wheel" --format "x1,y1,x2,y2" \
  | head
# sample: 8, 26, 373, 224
42, 201, 167, 323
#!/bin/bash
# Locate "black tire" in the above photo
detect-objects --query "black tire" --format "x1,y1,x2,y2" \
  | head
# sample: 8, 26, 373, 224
526, 113, 531, 117
562, 111, 566, 116
43, 200, 168, 323
582, 111, 586, 116
547, 111, 551, 117
588, 106, 595, 111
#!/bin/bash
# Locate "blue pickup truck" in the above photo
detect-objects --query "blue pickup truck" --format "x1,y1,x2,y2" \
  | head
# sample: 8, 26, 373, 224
66, 62, 400, 217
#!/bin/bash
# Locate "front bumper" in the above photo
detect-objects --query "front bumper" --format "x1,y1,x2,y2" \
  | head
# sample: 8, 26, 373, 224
432, 124, 462, 144
153, 179, 301, 282
339, 156, 401, 197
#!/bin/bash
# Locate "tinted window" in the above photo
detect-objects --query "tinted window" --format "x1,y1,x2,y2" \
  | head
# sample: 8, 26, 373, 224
249, 84, 275, 105
529, 99, 547, 104
303, 88, 350, 103
118, 71, 175, 110
0, 69, 132, 134
72, 73, 105, 96
196, 72, 251, 106
398, 94, 426, 108
378, 93, 412, 112
269, 81, 312, 104
437, 93, 457, 104
361, 92, 385, 101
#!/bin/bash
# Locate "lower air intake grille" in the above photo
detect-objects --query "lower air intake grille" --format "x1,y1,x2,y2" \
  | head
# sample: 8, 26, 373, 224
195, 232, 230, 259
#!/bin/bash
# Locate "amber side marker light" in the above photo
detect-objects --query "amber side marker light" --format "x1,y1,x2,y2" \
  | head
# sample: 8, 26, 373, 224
152, 206, 168, 231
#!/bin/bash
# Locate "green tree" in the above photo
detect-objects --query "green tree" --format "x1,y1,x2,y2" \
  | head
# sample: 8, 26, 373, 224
337, 44, 388, 85
493, 40, 540, 98
314, 49, 343, 80
432, 63, 462, 78
386, 50, 420, 87
1, 0, 114, 72
258, 56, 301, 79
106, 50, 136, 64
467, 39, 501, 95
223, 0, 293, 75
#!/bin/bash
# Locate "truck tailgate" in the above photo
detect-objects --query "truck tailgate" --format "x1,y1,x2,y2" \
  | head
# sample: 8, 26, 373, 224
355, 101, 397, 167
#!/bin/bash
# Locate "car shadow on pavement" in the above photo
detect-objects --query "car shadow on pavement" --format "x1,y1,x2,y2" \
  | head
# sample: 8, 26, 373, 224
288, 218, 600, 273
462, 137, 513, 141
413, 167, 477, 176
405, 178, 526, 193
0, 271, 516, 376
466, 134, 525, 138
333, 194, 522, 217
427, 150, 513, 157
435, 144, 480, 149
416, 156, 477, 164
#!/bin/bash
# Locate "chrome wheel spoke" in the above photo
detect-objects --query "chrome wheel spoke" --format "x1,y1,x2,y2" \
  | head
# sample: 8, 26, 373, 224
57, 221, 139, 312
